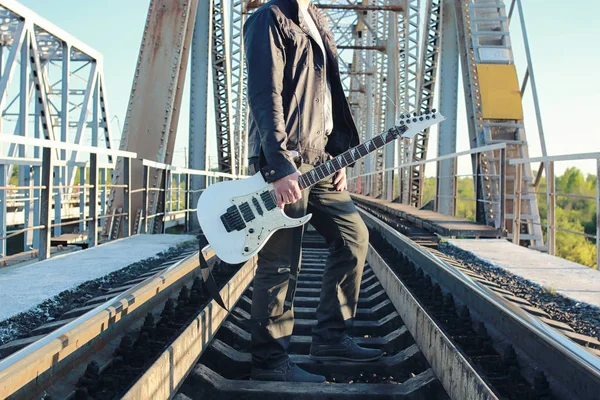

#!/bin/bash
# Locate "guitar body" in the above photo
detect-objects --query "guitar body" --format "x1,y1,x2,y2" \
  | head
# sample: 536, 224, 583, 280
196, 173, 312, 264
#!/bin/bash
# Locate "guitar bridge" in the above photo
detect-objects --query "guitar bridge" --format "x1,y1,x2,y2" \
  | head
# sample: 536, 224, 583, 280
220, 205, 246, 232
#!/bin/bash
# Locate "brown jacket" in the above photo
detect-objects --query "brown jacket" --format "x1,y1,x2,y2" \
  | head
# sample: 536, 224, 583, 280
244, 0, 360, 182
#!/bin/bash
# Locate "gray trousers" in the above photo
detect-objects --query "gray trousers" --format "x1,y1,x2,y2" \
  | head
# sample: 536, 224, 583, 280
251, 164, 369, 368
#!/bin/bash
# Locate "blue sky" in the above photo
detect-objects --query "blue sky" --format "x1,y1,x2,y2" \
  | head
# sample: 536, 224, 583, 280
18, 0, 600, 176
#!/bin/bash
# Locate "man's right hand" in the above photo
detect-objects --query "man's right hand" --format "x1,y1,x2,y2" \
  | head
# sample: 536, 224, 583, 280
272, 171, 302, 208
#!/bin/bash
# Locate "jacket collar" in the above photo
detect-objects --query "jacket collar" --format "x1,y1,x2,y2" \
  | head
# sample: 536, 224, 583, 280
287, 0, 317, 32
285, 0, 339, 63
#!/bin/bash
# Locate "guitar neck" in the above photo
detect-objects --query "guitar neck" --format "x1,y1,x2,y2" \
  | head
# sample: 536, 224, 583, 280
298, 124, 408, 190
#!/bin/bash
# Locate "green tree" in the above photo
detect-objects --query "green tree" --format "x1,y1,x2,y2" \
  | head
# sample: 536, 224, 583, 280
456, 177, 475, 221
536, 167, 597, 269
554, 207, 597, 267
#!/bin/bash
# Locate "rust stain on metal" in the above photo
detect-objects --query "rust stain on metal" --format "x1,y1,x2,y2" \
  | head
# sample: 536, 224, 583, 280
58, 334, 69, 349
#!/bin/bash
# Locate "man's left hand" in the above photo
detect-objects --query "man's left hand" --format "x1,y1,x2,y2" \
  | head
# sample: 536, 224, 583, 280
333, 168, 347, 191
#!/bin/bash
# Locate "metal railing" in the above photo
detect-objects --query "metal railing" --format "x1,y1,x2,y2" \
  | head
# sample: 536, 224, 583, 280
137, 159, 245, 235
0, 134, 246, 262
510, 153, 600, 269
0, 134, 137, 260
348, 142, 599, 268
348, 143, 508, 230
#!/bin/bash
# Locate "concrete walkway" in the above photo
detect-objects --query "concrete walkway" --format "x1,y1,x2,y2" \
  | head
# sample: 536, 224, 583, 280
448, 239, 600, 308
0, 234, 196, 321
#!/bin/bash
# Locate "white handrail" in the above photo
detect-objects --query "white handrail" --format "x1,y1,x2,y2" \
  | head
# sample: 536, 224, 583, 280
0, 134, 137, 158
141, 158, 248, 179
510, 152, 600, 165
349, 143, 507, 179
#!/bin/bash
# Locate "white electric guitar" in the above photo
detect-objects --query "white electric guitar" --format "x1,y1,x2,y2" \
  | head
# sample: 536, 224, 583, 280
197, 109, 445, 263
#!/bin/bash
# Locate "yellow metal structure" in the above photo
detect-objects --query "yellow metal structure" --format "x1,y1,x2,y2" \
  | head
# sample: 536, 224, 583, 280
476, 64, 523, 120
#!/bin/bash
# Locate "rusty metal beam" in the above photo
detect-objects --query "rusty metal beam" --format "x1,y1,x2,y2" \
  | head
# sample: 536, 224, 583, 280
314, 4, 404, 11
338, 45, 385, 51
245, 2, 404, 12
105, 0, 199, 238
340, 71, 374, 76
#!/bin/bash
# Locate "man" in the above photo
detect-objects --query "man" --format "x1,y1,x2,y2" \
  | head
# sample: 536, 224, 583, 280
243, 0, 383, 383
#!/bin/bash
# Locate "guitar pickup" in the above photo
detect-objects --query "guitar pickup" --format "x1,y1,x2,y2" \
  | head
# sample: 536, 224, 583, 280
220, 205, 246, 232
239, 202, 255, 222
260, 191, 277, 211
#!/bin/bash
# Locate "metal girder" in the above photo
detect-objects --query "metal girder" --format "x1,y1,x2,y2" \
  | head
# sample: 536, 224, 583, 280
363, 2, 376, 196
315, 3, 404, 11
338, 45, 386, 51
437, 0, 458, 216
383, 2, 400, 201
398, 0, 419, 115
189, 0, 213, 232
409, 0, 442, 207
230, 0, 249, 175
212, 0, 236, 175
106, 0, 198, 238
66, 64, 97, 185
371, 0, 388, 198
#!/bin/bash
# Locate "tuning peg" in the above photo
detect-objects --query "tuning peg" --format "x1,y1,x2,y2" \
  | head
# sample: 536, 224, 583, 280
432, 108, 437, 113
412, 118, 417, 122
419, 117, 424, 121
432, 114, 436, 119
413, 112, 418, 117
424, 109, 430, 114
426, 116, 430, 120
406, 118, 411, 123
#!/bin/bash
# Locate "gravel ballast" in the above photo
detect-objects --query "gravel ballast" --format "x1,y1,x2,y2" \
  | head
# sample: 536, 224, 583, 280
440, 242, 600, 342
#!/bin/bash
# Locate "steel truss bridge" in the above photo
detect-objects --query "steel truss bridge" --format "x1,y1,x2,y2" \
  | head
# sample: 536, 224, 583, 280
0, 0, 597, 267
1, 2, 600, 399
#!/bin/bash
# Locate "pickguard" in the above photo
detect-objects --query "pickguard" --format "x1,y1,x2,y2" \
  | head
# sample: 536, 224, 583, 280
230, 188, 311, 257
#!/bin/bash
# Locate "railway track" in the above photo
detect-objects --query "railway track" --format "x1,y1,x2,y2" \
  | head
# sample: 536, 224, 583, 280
174, 234, 447, 399
1, 203, 599, 399
353, 195, 600, 356
353, 196, 600, 399
0, 248, 200, 359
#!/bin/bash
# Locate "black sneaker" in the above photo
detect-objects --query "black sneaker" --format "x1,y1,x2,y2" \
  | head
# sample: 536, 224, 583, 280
310, 335, 383, 362
251, 359, 326, 383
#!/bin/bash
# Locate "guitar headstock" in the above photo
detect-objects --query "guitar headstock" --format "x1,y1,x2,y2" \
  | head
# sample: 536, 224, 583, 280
395, 109, 445, 139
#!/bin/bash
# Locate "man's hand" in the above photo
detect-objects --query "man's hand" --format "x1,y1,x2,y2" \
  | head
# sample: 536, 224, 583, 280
333, 168, 347, 191
273, 171, 302, 208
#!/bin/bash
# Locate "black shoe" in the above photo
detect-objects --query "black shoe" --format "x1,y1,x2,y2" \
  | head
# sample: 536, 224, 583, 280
310, 335, 383, 362
251, 359, 326, 383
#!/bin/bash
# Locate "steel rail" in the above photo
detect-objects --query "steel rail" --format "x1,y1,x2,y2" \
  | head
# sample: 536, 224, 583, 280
359, 208, 600, 400
0, 246, 216, 399
122, 252, 257, 399
365, 243, 497, 400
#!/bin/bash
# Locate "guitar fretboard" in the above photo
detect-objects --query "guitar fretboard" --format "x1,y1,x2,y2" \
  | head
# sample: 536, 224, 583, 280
298, 124, 407, 190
